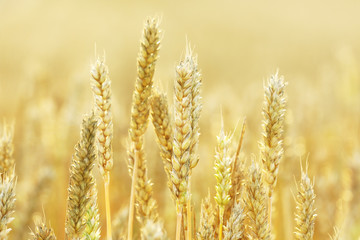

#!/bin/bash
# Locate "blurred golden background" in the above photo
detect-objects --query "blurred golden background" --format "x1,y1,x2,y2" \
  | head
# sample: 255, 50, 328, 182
0, 0, 359, 239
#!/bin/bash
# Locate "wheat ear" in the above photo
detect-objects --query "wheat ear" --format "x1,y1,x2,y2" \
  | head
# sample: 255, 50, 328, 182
83, 181, 101, 240
294, 164, 316, 240
260, 72, 286, 229
90, 56, 113, 240
0, 124, 15, 175
140, 220, 167, 240
15, 168, 53, 240
0, 172, 16, 239
214, 124, 233, 240
197, 191, 215, 240
31, 218, 56, 240
329, 227, 340, 240
171, 49, 196, 240
112, 207, 128, 240
150, 89, 173, 189
187, 47, 202, 240
127, 17, 161, 240
65, 113, 98, 239
244, 162, 270, 240
223, 202, 245, 240
224, 119, 246, 223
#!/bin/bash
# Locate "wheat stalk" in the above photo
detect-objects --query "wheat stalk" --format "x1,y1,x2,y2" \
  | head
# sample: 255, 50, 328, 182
90, 56, 113, 240
214, 124, 233, 240
244, 162, 270, 240
127, 17, 161, 240
294, 164, 316, 240
65, 113, 98, 239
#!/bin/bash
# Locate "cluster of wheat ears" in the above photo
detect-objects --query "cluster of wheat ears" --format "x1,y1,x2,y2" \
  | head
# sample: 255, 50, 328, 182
0, 17, 323, 240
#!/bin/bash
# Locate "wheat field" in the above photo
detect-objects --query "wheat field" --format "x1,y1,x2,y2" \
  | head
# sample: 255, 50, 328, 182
0, 0, 359, 239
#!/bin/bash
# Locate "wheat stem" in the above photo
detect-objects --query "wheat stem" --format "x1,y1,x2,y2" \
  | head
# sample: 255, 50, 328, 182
219, 206, 225, 240
127, 151, 138, 240
233, 118, 246, 172
268, 197, 272, 232
187, 180, 192, 240
104, 172, 112, 240
176, 203, 183, 240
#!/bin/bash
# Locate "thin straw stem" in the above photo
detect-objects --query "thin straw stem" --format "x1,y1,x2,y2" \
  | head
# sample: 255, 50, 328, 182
176, 203, 183, 240
268, 196, 272, 232
187, 180, 192, 240
127, 151, 138, 240
219, 206, 224, 240
104, 173, 112, 240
